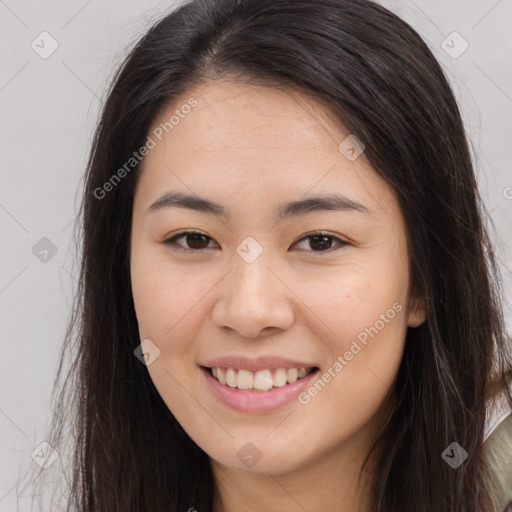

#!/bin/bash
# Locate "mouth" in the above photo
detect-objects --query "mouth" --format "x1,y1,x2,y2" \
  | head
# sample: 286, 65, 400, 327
201, 365, 319, 392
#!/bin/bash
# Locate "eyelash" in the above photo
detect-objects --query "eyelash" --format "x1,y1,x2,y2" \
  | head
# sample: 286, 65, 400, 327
162, 230, 348, 254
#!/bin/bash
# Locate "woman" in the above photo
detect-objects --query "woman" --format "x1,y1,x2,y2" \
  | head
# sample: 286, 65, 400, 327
23, 0, 512, 510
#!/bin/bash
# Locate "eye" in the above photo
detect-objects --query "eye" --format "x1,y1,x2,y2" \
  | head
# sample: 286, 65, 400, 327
291, 231, 348, 253
163, 230, 348, 254
163, 231, 218, 252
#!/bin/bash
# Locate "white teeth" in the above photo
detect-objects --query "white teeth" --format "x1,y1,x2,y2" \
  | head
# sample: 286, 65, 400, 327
217, 367, 226, 385
226, 368, 237, 387
236, 369, 253, 390
273, 368, 287, 387
210, 366, 314, 390
253, 369, 273, 391
287, 368, 298, 383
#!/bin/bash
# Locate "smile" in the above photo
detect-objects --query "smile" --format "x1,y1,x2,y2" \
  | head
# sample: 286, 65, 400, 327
200, 365, 320, 413
208, 366, 316, 391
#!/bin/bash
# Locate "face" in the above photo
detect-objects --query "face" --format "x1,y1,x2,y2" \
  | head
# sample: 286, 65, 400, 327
130, 79, 426, 477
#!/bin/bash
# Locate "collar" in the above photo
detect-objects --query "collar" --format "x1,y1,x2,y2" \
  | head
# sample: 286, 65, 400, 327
484, 378, 512, 441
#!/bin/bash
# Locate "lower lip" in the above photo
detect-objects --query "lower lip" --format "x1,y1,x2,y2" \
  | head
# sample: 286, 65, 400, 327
200, 366, 319, 414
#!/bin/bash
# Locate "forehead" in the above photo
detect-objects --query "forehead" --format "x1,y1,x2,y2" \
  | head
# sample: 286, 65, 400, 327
136, 79, 393, 216
149, 79, 348, 159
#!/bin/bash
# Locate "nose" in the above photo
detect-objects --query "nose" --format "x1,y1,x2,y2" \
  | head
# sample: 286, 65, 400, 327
211, 249, 295, 339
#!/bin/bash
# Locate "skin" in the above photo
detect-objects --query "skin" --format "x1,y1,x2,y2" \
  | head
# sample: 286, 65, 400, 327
130, 79, 426, 512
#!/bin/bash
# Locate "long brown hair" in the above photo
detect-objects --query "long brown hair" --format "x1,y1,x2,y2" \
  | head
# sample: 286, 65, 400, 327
20, 0, 512, 510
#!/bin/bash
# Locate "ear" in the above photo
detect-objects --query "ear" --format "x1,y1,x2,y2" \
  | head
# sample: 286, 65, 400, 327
407, 295, 427, 328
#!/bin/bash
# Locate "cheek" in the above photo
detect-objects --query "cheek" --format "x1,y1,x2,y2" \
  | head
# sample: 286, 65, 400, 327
131, 252, 203, 342
296, 257, 408, 407
131, 255, 209, 418
130, 266, 211, 425
302, 259, 407, 343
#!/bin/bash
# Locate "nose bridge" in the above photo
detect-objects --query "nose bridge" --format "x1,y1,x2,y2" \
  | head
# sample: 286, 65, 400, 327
212, 237, 294, 336
230, 239, 275, 306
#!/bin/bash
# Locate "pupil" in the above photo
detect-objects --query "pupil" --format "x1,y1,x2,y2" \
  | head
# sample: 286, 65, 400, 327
310, 235, 331, 251
188, 234, 208, 249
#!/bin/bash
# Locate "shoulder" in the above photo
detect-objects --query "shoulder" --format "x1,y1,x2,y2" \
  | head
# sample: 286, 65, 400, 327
485, 375, 512, 441
483, 376, 512, 512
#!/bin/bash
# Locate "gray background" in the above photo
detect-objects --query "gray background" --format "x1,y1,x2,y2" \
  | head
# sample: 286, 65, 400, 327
1, 0, 511, 509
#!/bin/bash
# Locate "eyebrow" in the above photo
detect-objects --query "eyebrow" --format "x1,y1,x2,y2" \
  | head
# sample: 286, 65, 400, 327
147, 191, 370, 220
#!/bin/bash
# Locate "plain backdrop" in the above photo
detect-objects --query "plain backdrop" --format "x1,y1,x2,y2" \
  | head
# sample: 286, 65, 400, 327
1, 0, 511, 509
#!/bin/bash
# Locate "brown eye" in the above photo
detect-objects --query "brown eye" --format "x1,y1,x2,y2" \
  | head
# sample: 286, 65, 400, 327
163, 231, 217, 252
292, 232, 348, 253
163, 230, 348, 254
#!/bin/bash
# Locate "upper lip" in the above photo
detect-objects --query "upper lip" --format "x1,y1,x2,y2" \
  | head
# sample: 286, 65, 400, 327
201, 355, 319, 372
